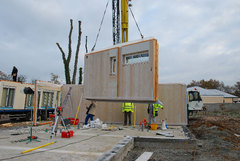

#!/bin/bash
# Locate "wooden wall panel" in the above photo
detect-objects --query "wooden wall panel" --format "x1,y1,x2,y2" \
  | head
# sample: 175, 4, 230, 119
84, 38, 158, 102
62, 84, 187, 125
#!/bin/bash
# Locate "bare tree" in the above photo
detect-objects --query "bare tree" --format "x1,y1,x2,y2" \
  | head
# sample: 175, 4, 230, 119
17, 75, 27, 83
0, 70, 11, 80
234, 82, 240, 97
56, 19, 82, 84
50, 73, 61, 84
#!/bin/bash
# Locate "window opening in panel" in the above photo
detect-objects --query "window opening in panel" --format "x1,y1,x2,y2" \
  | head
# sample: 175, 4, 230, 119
124, 51, 149, 64
110, 57, 117, 74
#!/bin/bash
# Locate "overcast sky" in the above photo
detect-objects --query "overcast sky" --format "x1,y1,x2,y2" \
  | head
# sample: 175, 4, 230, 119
0, 0, 239, 85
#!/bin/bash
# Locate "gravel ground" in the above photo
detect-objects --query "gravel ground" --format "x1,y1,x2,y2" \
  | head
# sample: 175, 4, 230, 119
123, 111, 240, 161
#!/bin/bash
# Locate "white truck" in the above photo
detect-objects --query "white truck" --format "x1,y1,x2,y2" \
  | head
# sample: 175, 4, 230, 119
187, 89, 203, 116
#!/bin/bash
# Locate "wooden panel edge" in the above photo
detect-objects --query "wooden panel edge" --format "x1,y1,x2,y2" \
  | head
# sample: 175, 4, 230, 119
117, 47, 120, 97
154, 39, 159, 101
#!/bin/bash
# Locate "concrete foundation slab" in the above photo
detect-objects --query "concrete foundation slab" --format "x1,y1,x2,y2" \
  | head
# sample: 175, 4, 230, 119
0, 124, 188, 161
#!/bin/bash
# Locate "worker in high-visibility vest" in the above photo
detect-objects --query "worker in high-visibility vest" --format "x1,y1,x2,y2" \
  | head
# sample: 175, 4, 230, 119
122, 102, 134, 126
147, 103, 163, 125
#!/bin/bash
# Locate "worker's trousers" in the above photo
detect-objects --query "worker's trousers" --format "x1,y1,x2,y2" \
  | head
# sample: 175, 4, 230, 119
148, 114, 156, 125
84, 114, 94, 125
124, 111, 132, 125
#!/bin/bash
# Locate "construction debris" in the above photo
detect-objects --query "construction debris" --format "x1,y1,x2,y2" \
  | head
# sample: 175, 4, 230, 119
83, 118, 105, 129
156, 131, 174, 137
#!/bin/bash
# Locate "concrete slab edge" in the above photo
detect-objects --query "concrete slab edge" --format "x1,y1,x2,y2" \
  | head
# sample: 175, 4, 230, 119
96, 136, 134, 161
182, 125, 196, 140
96, 126, 196, 161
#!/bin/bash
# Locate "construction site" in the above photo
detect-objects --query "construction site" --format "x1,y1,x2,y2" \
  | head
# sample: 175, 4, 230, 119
1, 0, 240, 161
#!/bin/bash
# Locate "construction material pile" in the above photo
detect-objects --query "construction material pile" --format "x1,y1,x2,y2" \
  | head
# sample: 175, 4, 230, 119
83, 118, 107, 129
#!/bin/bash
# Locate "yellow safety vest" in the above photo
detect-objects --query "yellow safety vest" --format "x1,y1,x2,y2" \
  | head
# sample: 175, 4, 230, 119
122, 103, 134, 112
153, 104, 163, 116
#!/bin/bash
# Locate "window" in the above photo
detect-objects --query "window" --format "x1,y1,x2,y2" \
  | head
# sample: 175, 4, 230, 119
124, 51, 149, 64
110, 57, 117, 74
188, 91, 202, 102
25, 94, 34, 107
1, 87, 15, 107
42, 92, 54, 107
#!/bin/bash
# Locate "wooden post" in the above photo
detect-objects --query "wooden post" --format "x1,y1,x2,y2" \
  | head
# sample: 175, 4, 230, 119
33, 80, 38, 126
56, 91, 59, 107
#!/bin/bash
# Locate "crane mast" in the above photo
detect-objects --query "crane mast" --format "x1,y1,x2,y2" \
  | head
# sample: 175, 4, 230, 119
121, 0, 129, 43
112, 0, 120, 45
112, 0, 129, 44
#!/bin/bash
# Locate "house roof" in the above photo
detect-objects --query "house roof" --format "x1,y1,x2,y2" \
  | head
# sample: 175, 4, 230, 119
187, 86, 237, 98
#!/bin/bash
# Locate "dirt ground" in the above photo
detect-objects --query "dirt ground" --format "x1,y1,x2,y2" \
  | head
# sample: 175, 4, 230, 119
123, 111, 240, 161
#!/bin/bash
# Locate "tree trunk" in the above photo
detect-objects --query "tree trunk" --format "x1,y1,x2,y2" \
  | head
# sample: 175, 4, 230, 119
78, 67, 83, 84
72, 21, 82, 84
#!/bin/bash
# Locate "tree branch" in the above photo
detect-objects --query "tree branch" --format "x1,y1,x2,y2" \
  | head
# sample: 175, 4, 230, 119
85, 36, 88, 53
67, 19, 73, 63
56, 43, 66, 63
56, 42, 71, 84
72, 20, 82, 84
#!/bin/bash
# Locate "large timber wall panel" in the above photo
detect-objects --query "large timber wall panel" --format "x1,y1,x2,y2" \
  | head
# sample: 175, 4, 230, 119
158, 84, 187, 125
84, 38, 158, 102
62, 84, 187, 125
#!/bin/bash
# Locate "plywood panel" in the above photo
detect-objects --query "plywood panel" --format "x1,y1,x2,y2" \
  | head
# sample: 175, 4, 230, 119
158, 84, 187, 125
84, 38, 158, 102
62, 84, 187, 125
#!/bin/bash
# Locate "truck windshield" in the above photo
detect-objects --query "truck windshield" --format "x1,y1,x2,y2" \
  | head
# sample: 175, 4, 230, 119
189, 91, 202, 102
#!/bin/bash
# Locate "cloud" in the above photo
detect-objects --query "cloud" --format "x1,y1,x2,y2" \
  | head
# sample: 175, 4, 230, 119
0, 0, 239, 86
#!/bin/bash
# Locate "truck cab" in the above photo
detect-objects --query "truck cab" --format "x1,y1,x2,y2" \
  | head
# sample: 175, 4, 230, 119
187, 89, 203, 118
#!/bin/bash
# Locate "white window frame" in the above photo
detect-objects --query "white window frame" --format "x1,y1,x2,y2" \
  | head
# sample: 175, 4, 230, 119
1, 87, 15, 107
124, 51, 149, 64
110, 57, 117, 75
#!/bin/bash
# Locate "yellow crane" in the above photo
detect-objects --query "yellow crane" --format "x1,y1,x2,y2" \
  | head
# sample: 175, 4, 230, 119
112, 0, 130, 44
121, 0, 129, 43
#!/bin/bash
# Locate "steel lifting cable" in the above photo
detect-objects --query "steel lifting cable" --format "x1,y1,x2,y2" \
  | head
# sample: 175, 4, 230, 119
129, 6, 144, 39
91, 0, 110, 51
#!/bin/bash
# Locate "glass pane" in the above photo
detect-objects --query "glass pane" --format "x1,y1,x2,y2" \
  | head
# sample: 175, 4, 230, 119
8, 89, 15, 107
189, 93, 194, 102
125, 56, 132, 63
112, 58, 116, 74
141, 53, 149, 57
25, 94, 29, 107
49, 93, 53, 107
1, 88, 8, 106
125, 52, 149, 64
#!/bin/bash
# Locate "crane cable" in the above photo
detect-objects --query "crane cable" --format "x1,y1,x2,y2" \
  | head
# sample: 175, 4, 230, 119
91, 0, 110, 51
129, 6, 144, 39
